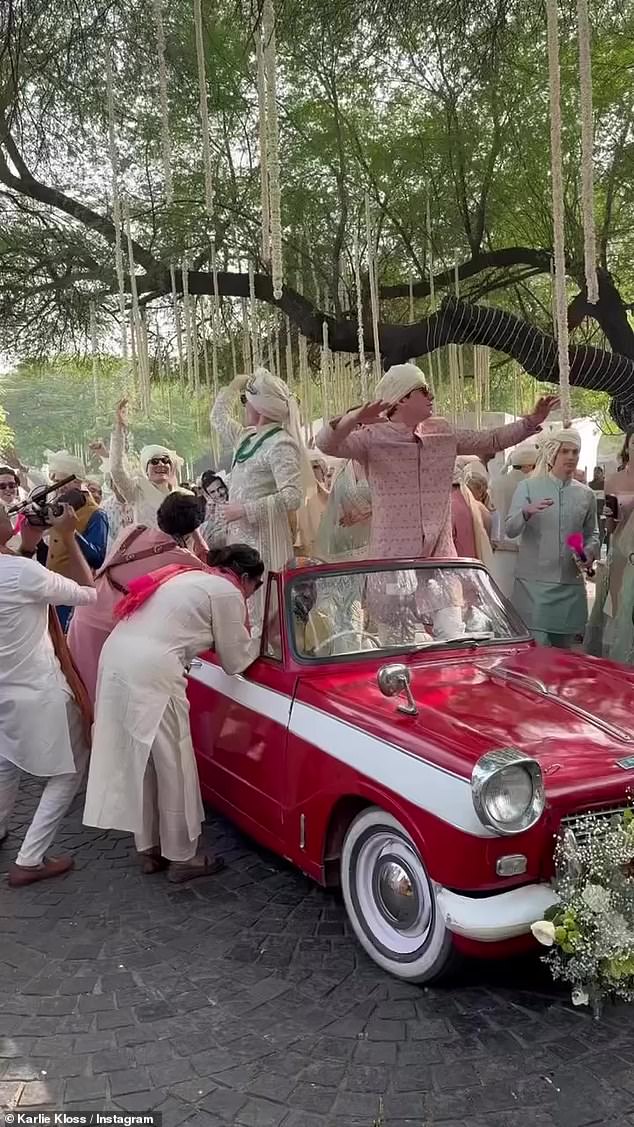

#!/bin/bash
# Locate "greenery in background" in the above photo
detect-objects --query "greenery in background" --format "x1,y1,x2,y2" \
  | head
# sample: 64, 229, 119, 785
1, 0, 633, 447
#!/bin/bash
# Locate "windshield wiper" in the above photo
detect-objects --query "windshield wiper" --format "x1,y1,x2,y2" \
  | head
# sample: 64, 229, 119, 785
414, 632, 495, 650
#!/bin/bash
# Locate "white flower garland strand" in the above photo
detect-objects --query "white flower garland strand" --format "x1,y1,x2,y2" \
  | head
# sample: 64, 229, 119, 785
105, 52, 128, 363
364, 195, 382, 385
89, 300, 99, 408
285, 315, 293, 386
249, 261, 260, 367
577, 0, 599, 304
151, 0, 174, 204
241, 296, 252, 373
123, 201, 143, 396
256, 33, 270, 263
547, 0, 573, 424
193, 0, 214, 218
262, 0, 283, 299
181, 258, 195, 387
169, 263, 185, 385
352, 231, 368, 400
210, 239, 220, 397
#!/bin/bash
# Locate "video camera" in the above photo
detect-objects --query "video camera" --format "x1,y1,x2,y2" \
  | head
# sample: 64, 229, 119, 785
8, 475, 86, 528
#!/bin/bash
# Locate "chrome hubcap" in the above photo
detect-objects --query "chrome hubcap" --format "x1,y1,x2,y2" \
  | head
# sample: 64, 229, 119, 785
353, 830, 434, 959
376, 858, 420, 930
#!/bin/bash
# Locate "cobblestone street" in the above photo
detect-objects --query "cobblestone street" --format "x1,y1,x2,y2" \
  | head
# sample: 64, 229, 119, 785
2, 784, 634, 1127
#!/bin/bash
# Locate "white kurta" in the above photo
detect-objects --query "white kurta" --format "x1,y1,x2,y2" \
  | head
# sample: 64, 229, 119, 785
210, 388, 302, 627
0, 555, 96, 776
83, 570, 259, 839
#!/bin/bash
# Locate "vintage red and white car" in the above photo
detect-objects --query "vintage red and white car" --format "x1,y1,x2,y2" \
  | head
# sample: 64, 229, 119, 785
187, 558, 634, 983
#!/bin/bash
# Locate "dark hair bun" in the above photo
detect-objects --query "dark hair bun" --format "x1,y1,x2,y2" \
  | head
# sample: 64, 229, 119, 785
207, 543, 264, 580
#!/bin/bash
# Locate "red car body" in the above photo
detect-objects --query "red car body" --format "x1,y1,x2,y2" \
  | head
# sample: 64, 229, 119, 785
187, 558, 634, 981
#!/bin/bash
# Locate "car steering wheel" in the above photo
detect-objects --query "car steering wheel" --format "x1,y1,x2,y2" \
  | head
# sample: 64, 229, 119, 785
312, 629, 380, 655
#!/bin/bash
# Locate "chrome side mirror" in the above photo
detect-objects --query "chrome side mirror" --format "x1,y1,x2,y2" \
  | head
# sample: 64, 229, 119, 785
377, 664, 418, 717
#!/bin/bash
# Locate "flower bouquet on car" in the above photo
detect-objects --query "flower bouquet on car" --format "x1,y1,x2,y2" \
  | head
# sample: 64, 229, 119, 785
531, 808, 634, 1017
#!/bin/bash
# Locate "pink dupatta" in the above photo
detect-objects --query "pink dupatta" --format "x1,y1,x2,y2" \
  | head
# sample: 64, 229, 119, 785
114, 563, 250, 629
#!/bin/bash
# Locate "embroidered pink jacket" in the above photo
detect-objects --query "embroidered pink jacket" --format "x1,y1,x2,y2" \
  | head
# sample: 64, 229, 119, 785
316, 415, 540, 560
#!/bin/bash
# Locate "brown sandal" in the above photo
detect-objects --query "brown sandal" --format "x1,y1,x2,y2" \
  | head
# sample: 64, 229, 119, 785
167, 853, 226, 884
138, 848, 170, 875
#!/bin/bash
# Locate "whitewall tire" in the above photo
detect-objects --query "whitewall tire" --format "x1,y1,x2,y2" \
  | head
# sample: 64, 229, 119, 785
341, 807, 458, 982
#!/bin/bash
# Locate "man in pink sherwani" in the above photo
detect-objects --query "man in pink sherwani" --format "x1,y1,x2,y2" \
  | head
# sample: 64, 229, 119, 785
316, 363, 559, 560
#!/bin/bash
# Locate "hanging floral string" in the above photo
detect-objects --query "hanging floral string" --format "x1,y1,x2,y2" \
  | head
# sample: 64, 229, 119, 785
105, 52, 128, 362
89, 300, 99, 409
169, 263, 185, 385
576, 0, 599, 304
256, 33, 270, 263
241, 296, 252, 373
193, 0, 214, 218
547, 0, 572, 424
181, 259, 195, 387
364, 195, 382, 384
320, 319, 331, 422
248, 260, 261, 367
352, 231, 367, 400
426, 191, 440, 396
123, 201, 143, 396
199, 297, 211, 387
453, 248, 465, 419
285, 315, 293, 386
151, 0, 174, 204
262, 0, 283, 299
210, 239, 220, 396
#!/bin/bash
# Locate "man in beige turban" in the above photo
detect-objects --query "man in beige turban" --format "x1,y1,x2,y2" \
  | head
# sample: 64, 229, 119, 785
210, 367, 313, 629
316, 362, 559, 561
108, 399, 190, 528
505, 429, 599, 647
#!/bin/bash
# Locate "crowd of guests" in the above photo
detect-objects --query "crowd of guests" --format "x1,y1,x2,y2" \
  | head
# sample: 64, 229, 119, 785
1, 360, 631, 891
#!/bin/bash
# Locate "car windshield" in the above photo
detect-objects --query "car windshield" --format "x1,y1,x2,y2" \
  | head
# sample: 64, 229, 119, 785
286, 563, 528, 661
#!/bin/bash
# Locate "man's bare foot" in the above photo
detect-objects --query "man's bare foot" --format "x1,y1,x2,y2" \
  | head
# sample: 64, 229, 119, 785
167, 853, 225, 884
8, 856, 74, 888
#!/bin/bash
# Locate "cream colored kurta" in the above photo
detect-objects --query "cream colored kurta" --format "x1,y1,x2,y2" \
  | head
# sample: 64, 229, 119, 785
0, 555, 96, 776
109, 422, 191, 528
211, 388, 302, 627
83, 570, 259, 839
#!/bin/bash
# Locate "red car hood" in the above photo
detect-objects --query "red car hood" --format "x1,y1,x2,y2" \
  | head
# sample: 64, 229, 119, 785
297, 645, 634, 807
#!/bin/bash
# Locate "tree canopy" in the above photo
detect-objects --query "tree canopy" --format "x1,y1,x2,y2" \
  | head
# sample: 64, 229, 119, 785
1, 0, 634, 421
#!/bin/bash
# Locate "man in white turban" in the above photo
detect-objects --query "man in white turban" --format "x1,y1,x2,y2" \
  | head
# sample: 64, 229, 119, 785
316, 362, 559, 561
505, 429, 599, 647
210, 367, 312, 628
108, 398, 190, 528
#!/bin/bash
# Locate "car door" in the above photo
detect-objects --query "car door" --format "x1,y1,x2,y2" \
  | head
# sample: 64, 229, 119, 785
187, 574, 296, 852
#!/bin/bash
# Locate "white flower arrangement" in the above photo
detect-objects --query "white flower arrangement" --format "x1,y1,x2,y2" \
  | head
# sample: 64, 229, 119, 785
531, 808, 634, 1017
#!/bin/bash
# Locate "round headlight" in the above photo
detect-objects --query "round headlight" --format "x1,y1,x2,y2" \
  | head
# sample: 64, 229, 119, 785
472, 750, 545, 835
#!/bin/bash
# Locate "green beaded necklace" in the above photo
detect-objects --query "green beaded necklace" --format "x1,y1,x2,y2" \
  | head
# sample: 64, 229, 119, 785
232, 425, 283, 467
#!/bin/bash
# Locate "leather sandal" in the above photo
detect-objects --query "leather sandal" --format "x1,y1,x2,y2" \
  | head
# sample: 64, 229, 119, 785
138, 849, 170, 875
8, 855, 74, 888
167, 853, 226, 884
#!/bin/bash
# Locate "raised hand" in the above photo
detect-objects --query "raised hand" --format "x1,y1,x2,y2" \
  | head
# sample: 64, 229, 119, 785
115, 398, 129, 429
528, 395, 561, 425
352, 401, 391, 426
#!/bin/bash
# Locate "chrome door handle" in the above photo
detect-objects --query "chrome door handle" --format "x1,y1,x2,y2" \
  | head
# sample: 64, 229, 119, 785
189, 659, 203, 668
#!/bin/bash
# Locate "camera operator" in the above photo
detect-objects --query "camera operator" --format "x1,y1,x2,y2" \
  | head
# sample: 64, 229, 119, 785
0, 502, 96, 887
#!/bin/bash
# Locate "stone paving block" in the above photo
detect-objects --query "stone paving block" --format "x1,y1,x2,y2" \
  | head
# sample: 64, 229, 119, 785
30, 1035, 75, 1058
109, 1067, 152, 1097
0, 1081, 23, 1108
149, 1059, 197, 1087
170, 1078, 217, 1104
288, 1083, 337, 1114
2, 1060, 42, 1082
78, 992, 116, 1013
65, 1075, 108, 1102
91, 1048, 136, 1074
200, 1087, 247, 1121
18, 1080, 62, 1106
135, 1039, 177, 1066
96, 1007, 135, 1030
235, 1097, 289, 1127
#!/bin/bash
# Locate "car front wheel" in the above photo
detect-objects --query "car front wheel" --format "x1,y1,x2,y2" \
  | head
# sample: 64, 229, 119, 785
341, 807, 459, 982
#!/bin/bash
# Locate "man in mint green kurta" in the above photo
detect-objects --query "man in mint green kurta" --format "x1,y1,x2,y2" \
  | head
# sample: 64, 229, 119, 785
506, 430, 599, 648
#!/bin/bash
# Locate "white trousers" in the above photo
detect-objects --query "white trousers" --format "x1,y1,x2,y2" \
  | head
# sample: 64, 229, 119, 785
0, 697, 89, 867
133, 701, 201, 863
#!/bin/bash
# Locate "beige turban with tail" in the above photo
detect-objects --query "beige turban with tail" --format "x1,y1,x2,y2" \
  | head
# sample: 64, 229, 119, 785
45, 450, 86, 480
533, 429, 581, 476
246, 367, 315, 499
375, 363, 430, 407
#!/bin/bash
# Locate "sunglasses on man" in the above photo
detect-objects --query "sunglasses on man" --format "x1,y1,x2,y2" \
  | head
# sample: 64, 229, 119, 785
0, 481, 17, 491
148, 456, 172, 467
